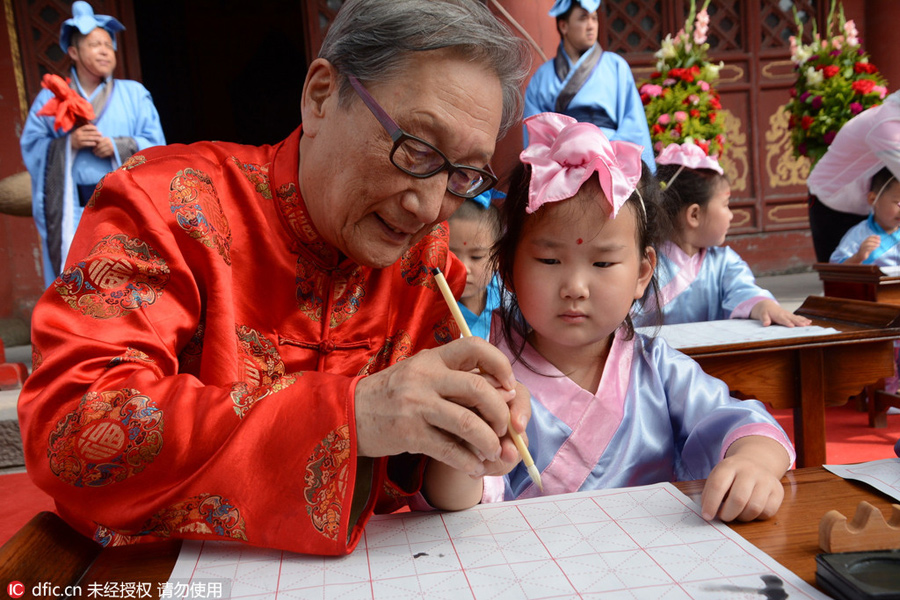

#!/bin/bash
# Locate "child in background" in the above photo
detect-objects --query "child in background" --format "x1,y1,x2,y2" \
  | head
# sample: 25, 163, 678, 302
448, 190, 505, 340
634, 143, 809, 328
830, 167, 900, 399
830, 167, 900, 265
423, 114, 794, 521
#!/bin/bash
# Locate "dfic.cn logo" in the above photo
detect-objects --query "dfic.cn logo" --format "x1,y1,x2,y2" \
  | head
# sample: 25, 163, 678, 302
7, 581, 25, 598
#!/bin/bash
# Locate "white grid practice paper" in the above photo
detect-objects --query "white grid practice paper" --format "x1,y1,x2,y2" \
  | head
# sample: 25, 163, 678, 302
825, 457, 900, 503
168, 482, 830, 599
636, 320, 840, 350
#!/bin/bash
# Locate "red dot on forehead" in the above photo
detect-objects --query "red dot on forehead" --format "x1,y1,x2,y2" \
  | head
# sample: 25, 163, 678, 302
463, 242, 467, 246
576, 238, 583, 245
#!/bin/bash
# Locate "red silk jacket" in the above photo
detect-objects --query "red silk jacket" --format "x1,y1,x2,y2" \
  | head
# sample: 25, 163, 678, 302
18, 126, 465, 555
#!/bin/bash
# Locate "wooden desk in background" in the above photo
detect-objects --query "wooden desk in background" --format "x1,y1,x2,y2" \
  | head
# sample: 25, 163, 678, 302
678, 295, 900, 467
814, 262, 900, 305
813, 263, 900, 427
0, 467, 895, 598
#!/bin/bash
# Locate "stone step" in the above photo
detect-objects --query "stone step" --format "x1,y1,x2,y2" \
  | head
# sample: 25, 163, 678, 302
0, 345, 31, 469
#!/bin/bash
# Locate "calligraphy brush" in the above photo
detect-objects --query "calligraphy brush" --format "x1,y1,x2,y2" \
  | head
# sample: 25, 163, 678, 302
430, 266, 543, 492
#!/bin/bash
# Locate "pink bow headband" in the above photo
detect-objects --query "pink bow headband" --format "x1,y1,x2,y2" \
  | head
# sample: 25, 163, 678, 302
520, 113, 644, 218
656, 142, 723, 189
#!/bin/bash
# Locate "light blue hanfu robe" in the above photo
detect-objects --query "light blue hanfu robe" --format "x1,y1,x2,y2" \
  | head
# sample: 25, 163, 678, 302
633, 242, 775, 327
829, 214, 900, 266
459, 276, 502, 341
20, 69, 165, 287
524, 42, 655, 171
482, 326, 794, 502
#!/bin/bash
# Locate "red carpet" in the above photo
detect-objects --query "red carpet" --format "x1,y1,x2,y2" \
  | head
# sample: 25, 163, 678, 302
0, 471, 56, 547
1, 404, 898, 547
770, 402, 900, 464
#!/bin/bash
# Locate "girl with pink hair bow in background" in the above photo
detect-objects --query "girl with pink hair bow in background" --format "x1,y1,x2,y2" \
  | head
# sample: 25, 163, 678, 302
633, 143, 811, 329
424, 114, 794, 523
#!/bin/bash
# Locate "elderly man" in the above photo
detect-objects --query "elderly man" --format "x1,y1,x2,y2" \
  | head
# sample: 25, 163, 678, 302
18, 0, 530, 556
20, 1, 165, 287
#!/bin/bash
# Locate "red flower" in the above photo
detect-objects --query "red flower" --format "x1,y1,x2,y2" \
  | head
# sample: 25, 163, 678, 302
35, 74, 95, 132
709, 112, 717, 124
710, 97, 722, 109
690, 109, 701, 117
822, 65, 839, 79
641, 94, 650, 105
651, 124, 665, 135
851, 79, 877, 95
854, 62, 878, 74
801, 115, 815, 130
650, 71, 661, 78
669, 67, 695, 82
697, 140, 710, 155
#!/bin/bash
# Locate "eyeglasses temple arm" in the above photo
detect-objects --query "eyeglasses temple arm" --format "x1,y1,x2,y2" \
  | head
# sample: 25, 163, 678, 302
347, 75, 403, 143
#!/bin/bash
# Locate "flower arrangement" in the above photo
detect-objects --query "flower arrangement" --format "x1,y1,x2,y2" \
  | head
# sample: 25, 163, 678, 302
639, 0, 726, 157
785, 1, 888, 165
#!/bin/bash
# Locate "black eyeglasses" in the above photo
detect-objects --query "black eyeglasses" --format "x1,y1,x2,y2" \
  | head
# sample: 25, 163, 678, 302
347, 75, 498, 199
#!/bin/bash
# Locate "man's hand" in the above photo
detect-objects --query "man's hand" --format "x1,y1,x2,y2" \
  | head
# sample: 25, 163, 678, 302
92, 135, 114, 158
354, 336, 530, 477
70, 124, 101, 150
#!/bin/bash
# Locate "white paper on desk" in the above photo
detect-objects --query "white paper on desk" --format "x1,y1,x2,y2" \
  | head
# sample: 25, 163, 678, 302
880, 265, 900, 277
636, 320, 841, 350
167, 482, 830, 599
825, 458, 900, 503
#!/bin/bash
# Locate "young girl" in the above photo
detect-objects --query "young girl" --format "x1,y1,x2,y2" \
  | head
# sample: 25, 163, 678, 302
448, 190, 505, 340
634, 143, 809, 328
424, 114, 794, 522
830, 167, 900, 265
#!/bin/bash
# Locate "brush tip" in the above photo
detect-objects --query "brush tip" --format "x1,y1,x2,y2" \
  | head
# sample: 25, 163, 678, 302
527, 465, 544, 493
430, 267, 440, 276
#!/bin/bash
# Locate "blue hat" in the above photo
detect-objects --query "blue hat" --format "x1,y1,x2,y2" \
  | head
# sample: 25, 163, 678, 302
470, 188, 506, 210
59, 1, 125, 52
549, 0, 601, 17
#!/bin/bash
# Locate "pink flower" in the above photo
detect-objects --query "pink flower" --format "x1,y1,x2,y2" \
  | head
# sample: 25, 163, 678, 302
688, 94, 700, 105
674, 111, 688, 123
873, 85, 888, 99
663, 78, 676, 86
844, 19, 859, 46
640, 83, 663, 97
699, 81, 710, 91
849, 102, 864, 115
657, 113, 671, 125
654, 141, 664, 152
693, 9, 709, 45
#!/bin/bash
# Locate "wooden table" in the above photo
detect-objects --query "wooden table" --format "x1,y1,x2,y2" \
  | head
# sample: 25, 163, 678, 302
679, 295, 900, 467
814, 262, 900, 305
812, 264, 900, 427
1, 467, 896, 598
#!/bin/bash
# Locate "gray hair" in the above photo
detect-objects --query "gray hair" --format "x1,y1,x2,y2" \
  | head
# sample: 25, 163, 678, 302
318, 0, 530, 139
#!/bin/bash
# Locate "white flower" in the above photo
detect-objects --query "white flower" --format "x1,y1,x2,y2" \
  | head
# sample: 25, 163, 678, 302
805, 66, 824, 86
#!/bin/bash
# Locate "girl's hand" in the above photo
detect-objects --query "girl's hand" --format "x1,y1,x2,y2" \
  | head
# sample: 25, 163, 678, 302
699, 436, 791, 522
750, 299, 811, 328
